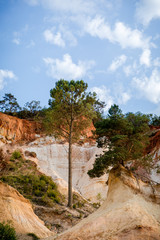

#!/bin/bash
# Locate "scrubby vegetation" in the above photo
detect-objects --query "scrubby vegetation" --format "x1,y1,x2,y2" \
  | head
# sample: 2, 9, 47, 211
0, 150, 63, 207
0, 148, 96, 233
0, 222, 17, 240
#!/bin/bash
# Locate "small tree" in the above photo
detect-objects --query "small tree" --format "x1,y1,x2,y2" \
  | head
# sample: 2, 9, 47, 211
0, 93, 21, 114
44, 80, 97, 207
23, 100, 41, 114
88, 105, 153, 178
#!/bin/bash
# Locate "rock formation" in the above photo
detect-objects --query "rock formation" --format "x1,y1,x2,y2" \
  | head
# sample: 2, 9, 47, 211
0, 112, 40, 142
49, 166, 160, 240
0, 182, 54, 238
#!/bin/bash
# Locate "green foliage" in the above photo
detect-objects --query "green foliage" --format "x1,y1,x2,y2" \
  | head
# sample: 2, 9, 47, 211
88, 105, 153, 178
10, 150, 22, 161
27, 233, 40, 240
93, 100, 106, 123
0, 222, 17, 240
44, 80, 98, 207
0, 174, 61, 206
0, 93, 21, 114
149, 114, 160, 126
23, 100, 41, 114
44, 79, 97, 143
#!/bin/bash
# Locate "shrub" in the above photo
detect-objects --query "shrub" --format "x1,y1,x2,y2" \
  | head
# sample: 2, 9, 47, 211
27, 233, 39, 240
0, 222, 17, 240
10, 150, 22, 161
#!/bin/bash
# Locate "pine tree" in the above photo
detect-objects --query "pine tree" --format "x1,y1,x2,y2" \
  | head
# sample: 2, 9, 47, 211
44, 80, 97, 207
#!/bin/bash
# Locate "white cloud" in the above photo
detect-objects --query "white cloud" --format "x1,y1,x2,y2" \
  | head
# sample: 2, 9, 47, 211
136, 0, 160, 26
43, 29, 65, 47
59, 26, 77, 47
84, 16, 149, 49
117, 91, 131, 105
91, 86, 114, 111
84, 16, 112, 40
133, 69, 160, 103
123, 65, 132, 77
12, 38, 20, 45
25, 0, 96, 14
108, 55, 127, 72
140, 49, 151, 67
113, 22, 149, 49
0, 70, 17, 90
43, 54, 95, 80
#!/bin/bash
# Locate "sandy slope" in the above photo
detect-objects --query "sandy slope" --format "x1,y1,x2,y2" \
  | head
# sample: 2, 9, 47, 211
47, 166, 160, 240
0, 182, 54, 238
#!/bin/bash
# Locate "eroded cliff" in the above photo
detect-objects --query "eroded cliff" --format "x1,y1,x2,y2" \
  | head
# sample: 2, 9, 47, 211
50, 166, 160, 240
0, 112, 40, 143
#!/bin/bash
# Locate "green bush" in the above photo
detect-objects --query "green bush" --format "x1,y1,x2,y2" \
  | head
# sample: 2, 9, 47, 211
27, 233, 40, 240
0, 222, 17, 240
10, 150, 22, 161
47, 189, 56, 198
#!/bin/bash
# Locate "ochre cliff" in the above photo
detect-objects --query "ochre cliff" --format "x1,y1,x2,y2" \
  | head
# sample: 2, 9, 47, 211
0, 112, 40, 142
50, 166, 160, 240
0, 182, 54, 238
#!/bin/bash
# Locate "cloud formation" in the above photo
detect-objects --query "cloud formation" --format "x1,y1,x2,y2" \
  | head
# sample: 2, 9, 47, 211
133, 69, 160, 103
43, 54, 95, 80
91, 85, 114, 111
136, 0, 160, 25
43, 29, 65, 47
117, 91, 131, 105
25, 0, 96, 14
109, 55, 127, 72
12, 38, 20, 45
140, 49, 151, 67
84, 16, 149, 49
0, 69, 17, 90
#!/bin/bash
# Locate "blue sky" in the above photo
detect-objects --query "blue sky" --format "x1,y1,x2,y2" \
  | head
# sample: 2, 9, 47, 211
1, 0, 160, 114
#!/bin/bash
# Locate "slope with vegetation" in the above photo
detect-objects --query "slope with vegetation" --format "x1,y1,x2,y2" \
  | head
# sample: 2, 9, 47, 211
0, 148, 96, 235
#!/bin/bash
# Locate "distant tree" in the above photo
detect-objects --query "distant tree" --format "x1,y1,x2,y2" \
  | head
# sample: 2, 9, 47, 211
88, 105, 153, 178
23, 100, 41, 114
44, 80, 97, 207
149, 114, 160, 126
93, 100, 106, 123
0, 93, 21, 114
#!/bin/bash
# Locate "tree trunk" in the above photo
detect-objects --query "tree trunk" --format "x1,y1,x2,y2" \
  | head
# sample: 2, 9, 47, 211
68, 132, 72, 208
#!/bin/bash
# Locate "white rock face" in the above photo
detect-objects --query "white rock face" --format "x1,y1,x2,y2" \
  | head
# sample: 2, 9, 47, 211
25, 137, 108, 202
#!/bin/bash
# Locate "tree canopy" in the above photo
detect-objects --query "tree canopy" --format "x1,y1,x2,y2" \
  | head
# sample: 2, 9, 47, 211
88, 104, 153, 178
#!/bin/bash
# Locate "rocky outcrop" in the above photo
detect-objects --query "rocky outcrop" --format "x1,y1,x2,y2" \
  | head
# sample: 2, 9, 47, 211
0, 112, 40, 142
0, 182, 54, 238
49, 166, 160, 240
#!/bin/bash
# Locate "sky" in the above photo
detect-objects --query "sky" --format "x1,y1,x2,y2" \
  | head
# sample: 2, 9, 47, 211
1, 0, 160, 115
